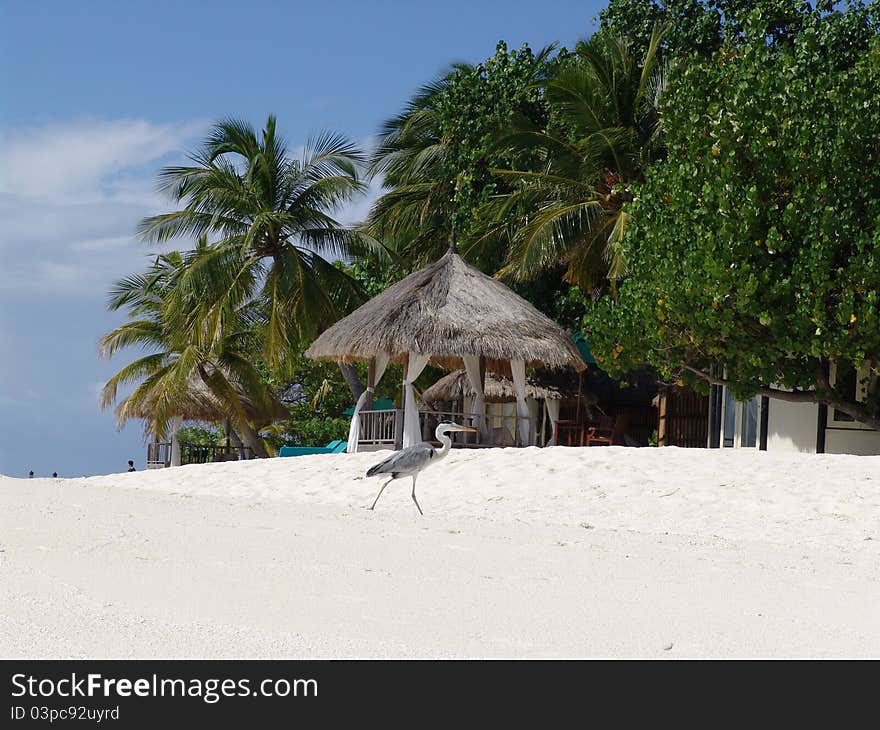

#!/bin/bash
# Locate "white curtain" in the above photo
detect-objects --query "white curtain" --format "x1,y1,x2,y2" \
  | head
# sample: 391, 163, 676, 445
170, 415, 183, 467
402, 352, 430, 447
346, 352, 389, 453
527, 398, 540, 445
510, 359, 530, 446
461, 354, 486, 436
545, 399, 561, 445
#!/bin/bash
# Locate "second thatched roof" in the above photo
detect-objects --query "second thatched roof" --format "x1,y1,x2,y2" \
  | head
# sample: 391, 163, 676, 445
115, 372, 289, 429
306, 250, 585, 374
421, 369, 570, 403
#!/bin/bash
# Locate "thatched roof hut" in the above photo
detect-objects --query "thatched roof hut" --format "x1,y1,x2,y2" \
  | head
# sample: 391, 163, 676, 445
421, 369, 568, 404
305, 250, 584, 375
115, 373, 288, 432
306, 249, 584, 451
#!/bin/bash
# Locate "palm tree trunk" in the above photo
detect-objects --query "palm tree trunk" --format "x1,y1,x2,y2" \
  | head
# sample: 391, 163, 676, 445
170, 416, 183, 466
235, 418, 269, 458
195, 365, 269, 458
339, 362, 364, 400
228, 427, 247, 459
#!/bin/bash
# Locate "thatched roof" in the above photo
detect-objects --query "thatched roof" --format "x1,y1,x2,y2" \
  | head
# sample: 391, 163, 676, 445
421, 369, 570, 403
115, 373, 289, 428
306, 250, 585, 374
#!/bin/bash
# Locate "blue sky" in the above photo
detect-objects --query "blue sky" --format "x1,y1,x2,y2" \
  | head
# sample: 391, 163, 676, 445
0, 0, 604, 477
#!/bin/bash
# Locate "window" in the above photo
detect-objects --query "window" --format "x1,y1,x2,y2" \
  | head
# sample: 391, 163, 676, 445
741, 396, 759, 447
723, 387, 736, 447
720, 387, 760, 448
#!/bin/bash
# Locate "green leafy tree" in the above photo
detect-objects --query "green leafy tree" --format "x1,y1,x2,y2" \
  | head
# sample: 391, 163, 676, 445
262, 354, 354, 448
176, 425, 224, 446
485, 27, 665, 290
263, 351, 410, 448
586, 7, 880, 425
600, 1, 880, 65
367, 42, 554, 269
512, 278, 592, 332
600, 0, 727, 60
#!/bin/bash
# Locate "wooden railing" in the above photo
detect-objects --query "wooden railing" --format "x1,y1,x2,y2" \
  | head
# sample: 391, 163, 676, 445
420, 409, 539, 447
146, 442, 171, 468
359, 409, 541, 449
183, 443, 254, 464
146, 442, 254, 468
357, 409, 403, 446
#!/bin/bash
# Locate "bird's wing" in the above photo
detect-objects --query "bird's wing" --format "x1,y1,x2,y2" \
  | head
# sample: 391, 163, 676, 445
366, 442, 434, 477
366, 452, 400, 477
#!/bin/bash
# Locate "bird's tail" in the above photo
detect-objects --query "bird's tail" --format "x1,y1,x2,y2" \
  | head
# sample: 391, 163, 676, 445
366, 454, 395, 477
366, 463, 384, 478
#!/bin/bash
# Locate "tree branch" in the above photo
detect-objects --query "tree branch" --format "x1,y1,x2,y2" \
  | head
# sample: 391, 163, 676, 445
338, 362, 364, 400
681, 365, 880, 429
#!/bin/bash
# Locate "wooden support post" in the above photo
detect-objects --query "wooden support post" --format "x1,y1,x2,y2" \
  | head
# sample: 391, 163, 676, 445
759, 396, 769, 451
577, 371, 584, 446
400, 352, 409, 410
708, 382, 722, 448
393, 409, 404, 450
365, 357, 376, 411
657, 390, 668, 447
540, 399, 547, 447
478, 355, 488, 443
396, 354, 409, 450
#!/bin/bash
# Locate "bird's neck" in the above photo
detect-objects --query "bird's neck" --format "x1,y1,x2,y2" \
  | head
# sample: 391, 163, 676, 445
435, 432, 453, 459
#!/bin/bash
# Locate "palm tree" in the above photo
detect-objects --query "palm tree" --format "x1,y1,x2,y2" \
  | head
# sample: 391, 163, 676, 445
365, 72, 461, 266
484, 26, 666, 291
99, 248, 274, 458
138, 116, 371, 366
366, 44, 554, 270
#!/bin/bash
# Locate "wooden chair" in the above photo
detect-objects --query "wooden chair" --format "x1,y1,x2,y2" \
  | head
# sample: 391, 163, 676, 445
553, 419, 587, 446
586, 415, 630, 446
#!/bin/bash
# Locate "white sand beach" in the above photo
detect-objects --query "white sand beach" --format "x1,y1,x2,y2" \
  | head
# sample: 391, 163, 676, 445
1, 446, 878, 658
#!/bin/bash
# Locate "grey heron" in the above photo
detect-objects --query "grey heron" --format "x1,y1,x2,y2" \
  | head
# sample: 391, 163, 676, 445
366, 421, 476, 515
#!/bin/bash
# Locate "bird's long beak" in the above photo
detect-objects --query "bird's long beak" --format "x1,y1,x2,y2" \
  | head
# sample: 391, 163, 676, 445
458, 426, 477, 432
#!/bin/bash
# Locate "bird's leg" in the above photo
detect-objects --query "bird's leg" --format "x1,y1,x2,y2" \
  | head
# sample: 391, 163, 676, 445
411, 474, 423, 516
369, 477, 393, 511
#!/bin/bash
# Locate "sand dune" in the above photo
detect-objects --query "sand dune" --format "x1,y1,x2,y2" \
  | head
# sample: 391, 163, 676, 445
1, 446, 878, 657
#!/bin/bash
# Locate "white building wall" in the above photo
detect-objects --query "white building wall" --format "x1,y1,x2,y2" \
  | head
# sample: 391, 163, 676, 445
766, 399, 880, 454
825, 428, 880, 455
716, 379, 880, 455
766, 399, 818, 453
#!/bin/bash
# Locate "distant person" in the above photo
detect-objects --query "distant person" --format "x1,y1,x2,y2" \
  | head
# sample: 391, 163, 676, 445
28, 470, 34, 478
127, 460, 136, 472
52, 472, 58, 478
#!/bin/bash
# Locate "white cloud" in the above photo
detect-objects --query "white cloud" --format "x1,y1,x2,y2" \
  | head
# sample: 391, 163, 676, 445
0, 118, 204, 201
336, 174, 384, 227
70, 234, 135, 253
0, 124, 383, 295
0, 118, 205, 296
